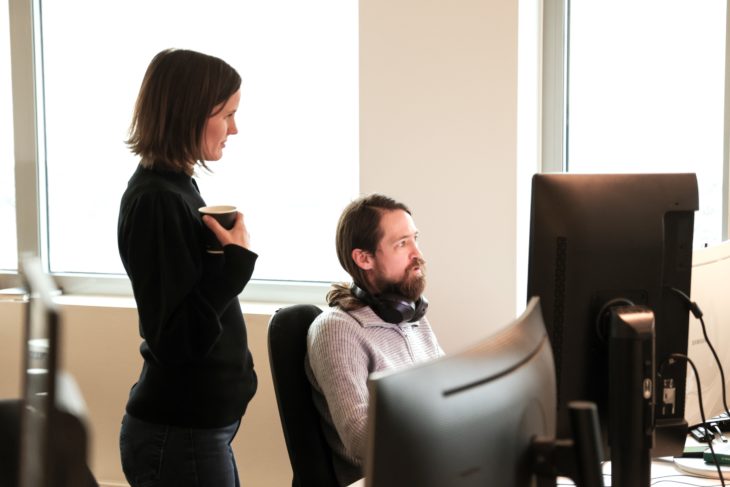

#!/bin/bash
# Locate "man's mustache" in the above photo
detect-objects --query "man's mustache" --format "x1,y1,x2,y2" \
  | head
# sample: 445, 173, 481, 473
407, 257, 426, 271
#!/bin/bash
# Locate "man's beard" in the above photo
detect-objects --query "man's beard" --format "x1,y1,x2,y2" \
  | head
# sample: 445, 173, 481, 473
374, 258, 427, 302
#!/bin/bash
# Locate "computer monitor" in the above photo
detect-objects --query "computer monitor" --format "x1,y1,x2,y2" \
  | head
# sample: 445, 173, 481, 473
526, 173, 698, 485
18, 256, 96, 487
685, 239, 730, 425
364, 297, 604, 487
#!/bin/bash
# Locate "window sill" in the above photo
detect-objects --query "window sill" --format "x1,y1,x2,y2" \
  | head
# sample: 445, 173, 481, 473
52, 294, 304, 318
1, 271, 330, 320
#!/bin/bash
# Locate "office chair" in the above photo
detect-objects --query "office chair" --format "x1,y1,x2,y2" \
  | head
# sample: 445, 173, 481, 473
268, 304, 339, 487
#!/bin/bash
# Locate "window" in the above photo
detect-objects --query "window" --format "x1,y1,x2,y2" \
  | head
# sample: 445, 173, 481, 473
0, 0, 16, 271
544, 0, 727, 247
8, 0, 357, 290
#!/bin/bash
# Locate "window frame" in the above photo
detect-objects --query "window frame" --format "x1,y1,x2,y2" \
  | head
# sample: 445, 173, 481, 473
541, 0, 730, 241
4, 0, 335, 304
7, 0, 46, 285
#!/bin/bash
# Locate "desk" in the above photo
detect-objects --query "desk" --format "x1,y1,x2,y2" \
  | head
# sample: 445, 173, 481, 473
616, 458, 725, 486
346, 457, 728, 486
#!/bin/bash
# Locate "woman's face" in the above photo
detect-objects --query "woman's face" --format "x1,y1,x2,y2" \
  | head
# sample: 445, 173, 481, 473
202, 89, 241, 161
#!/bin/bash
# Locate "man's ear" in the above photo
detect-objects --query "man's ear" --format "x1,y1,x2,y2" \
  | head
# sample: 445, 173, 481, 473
352, 248, 375, 270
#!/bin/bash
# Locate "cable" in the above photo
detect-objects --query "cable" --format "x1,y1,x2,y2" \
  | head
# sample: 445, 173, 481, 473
660, 353, 725, 486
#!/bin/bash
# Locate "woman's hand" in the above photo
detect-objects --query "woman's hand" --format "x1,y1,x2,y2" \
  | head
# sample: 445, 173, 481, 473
203, 212, 251, 250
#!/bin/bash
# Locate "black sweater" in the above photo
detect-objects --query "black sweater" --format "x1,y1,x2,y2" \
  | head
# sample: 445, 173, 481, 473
117, 165, 258, 428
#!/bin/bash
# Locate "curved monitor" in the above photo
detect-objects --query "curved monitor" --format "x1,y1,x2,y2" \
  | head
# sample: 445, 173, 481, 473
364, 297, 557, 486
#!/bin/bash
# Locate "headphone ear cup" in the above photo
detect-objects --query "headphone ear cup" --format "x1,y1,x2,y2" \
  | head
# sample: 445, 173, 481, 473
411, 295, 429, 322
376, 293, 417, 323
351, 284, 370, 304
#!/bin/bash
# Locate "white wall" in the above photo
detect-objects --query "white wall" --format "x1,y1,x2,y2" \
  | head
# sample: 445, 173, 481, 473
0, 0, 522, 485
360, 0, 520, 352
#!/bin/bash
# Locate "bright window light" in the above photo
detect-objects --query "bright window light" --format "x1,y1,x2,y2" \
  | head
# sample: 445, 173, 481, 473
40, 0, 357, 283
0, 0, 17, 271
567, 0, 726, 247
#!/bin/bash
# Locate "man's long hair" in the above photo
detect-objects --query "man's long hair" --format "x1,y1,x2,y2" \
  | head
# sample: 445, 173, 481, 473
327, 194, 411, 310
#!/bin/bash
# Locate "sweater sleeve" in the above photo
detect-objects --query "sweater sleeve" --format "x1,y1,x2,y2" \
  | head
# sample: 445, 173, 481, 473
307, 314, 371, 464
119, 190, 257, 366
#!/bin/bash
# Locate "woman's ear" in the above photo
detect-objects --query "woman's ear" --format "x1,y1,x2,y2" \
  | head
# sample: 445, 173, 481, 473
352, 248, 374, 271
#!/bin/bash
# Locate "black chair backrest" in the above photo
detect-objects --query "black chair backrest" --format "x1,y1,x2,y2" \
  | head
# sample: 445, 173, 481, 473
268, 304, 339, 487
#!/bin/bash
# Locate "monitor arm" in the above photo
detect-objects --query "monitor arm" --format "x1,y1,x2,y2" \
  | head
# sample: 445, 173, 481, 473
531, 401, 605, 487
607, 305, 655, 487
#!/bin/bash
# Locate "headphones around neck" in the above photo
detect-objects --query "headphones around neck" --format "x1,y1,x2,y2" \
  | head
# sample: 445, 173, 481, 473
351, 284, 428, 324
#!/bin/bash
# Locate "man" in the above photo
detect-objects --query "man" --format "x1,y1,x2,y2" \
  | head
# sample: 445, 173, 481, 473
305, 193, 443, 486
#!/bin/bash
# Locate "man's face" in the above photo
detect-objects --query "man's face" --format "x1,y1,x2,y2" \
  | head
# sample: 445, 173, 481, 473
369, 209, 426, 300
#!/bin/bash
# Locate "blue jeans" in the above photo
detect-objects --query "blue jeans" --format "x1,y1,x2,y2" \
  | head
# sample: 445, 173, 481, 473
119, 414, 241, 487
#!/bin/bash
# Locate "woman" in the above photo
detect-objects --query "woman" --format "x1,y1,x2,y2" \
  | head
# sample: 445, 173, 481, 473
117, 48, 257, 487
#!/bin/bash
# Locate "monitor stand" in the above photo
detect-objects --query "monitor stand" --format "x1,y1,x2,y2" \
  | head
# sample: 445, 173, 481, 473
607, 305, 655, 487
532, 401, 604, 487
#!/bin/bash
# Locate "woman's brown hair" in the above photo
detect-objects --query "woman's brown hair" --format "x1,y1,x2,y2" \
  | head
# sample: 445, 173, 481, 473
126, 48, 241, 174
